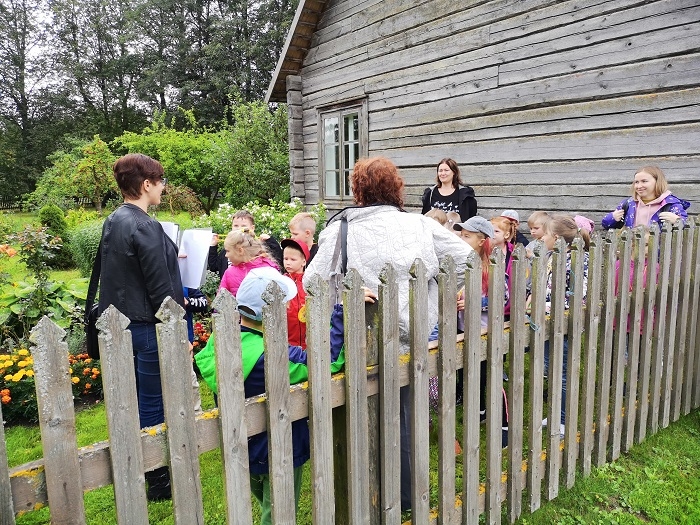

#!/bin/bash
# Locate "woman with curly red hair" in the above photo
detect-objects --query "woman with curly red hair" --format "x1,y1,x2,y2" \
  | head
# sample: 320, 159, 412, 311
305, 156, 473, 511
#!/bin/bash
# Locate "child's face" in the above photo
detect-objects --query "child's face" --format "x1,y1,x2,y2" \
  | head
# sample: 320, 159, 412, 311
290, 226, 313, 247
491, 224, 506, 247
529, 221, 545, 239
283, 247, 306, 274
225, 245, 246, 266
541, 230, 556, 251
460, 229, 486, 253
232, 217, 254, 232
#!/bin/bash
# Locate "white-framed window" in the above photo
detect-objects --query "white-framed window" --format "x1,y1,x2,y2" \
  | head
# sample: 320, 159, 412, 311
318, 100, 367, 200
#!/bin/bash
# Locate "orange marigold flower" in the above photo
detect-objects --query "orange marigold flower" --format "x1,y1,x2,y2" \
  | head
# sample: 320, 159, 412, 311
84, 358, 92, 364
91, 374, 98, 380
1, 395, 10, 405
91, 368, 99, 374
84, 383, 91, 389
83, 368, 90, 375
0, 389, 9, 396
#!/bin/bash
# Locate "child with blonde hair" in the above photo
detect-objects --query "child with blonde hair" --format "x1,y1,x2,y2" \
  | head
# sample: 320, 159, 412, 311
425, 208, 448, 226
219, 229, 279, 296
525, 211, 550, 257
289, 212, 318, 263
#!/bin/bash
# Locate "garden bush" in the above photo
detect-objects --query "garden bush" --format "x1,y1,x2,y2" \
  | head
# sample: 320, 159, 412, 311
39, 204, 74, 269
160, 184, 206, 217
193, 198, 326, 241
68, 221, 103, 277
65, 208, 100, 230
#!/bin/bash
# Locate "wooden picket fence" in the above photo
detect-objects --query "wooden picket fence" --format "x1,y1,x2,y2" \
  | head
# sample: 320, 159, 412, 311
2, 220, 700, 524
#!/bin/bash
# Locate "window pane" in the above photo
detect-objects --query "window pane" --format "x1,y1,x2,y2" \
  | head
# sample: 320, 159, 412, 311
326, 170, 340, 196
344, 113, 358, 142
324, 117, 339, 145
325, 144, 339, 171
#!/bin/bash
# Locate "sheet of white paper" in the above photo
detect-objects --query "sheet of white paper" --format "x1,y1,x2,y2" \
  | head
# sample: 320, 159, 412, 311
178, 228, 213, 289
160, 222, 180, 245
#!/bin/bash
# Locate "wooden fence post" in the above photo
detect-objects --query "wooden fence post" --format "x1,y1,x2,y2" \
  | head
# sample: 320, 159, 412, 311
622, 227, 646, 453
684, 219, 700, 412
507, 245, 527, 521
211, 290, 253, 525
97, 306, 148, 525
261, 283, 297, 525
305, 276, 337, 525
580, 231, 602, 475
462, 250, 482, 522
527, 241, 547, 512
342, 269, 371, 523
563, 236, 585, 487
378, 264, 401, 525
672, 221, 693, 421
0, 400, 15, 525
436, 256, 458, 525
486, 247, 505, 522
610, 229, 632, 461
594, 230, 616, 467
29, 317, 86, 524
661, 223, 683, 428
649, 222, 673, 435
156, 297, 204, 524
636, 223, 660, 443
545, 237, 566, 499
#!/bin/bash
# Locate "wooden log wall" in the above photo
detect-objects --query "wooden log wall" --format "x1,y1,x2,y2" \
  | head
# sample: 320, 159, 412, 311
291, 0, 700, 223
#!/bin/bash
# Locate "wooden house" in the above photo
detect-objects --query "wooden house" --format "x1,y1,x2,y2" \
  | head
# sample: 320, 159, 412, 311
266, 0, 700, 224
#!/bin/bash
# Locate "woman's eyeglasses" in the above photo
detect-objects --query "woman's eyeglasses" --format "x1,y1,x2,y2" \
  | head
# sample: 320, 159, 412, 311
160, 178, 167, 187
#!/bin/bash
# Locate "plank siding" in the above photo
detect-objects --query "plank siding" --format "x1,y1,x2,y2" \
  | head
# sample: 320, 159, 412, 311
271, 0, 700, 217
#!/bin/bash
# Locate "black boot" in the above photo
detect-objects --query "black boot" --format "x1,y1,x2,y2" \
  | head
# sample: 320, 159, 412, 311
145, 466, 172, 501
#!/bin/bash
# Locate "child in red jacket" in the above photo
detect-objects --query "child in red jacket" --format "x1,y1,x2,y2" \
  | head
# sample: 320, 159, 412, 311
281, 238, 311, 350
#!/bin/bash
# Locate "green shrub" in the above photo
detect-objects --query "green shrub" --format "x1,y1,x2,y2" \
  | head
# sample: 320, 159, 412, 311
38, 205, 73, 269
65, 208, 100, 230
193, 198, 327, 241
68, 221, 103, 277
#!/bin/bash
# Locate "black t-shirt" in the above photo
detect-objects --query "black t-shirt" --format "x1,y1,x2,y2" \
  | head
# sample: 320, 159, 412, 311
429, 188, 460, 215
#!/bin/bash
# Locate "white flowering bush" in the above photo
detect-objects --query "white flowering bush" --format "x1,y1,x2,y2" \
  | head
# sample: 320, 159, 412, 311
193, 198, 327, 241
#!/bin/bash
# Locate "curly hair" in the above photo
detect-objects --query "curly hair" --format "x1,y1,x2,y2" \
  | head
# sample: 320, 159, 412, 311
435, 158, 464, 189
351, 157, 405, 208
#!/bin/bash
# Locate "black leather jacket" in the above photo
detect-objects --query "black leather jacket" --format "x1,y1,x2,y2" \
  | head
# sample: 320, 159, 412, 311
98, 203, 184, 323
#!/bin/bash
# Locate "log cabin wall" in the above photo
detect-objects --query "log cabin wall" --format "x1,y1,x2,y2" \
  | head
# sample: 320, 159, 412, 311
271, 0, 700, 225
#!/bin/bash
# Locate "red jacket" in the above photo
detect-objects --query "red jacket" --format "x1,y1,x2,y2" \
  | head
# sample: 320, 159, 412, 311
286, 272, 307, 349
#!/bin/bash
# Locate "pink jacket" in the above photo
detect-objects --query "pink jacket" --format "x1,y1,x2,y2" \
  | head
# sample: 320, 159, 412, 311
219, 257, 279, 297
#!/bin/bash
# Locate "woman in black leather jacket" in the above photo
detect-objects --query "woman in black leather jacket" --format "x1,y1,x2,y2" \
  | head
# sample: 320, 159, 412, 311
98, 153, 184, 500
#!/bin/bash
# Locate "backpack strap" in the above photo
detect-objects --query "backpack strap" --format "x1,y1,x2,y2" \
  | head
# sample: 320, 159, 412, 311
340, 215, 348, 274
84, 240, 102, 324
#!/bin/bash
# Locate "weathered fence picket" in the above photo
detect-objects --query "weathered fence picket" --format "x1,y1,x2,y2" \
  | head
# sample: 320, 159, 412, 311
4, 223, 700, 525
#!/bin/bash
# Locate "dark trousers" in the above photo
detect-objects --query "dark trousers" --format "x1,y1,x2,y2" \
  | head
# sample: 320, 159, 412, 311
128, 322, 165, 428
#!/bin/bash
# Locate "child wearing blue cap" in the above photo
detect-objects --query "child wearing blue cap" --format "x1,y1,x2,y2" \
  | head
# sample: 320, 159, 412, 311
196, 267, 347, 525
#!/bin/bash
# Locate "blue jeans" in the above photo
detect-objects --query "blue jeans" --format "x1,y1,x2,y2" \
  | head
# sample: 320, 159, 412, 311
128, 322, 165, 428
544, 335, 569, 426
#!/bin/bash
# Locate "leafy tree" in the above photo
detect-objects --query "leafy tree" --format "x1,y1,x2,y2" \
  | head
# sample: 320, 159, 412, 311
217, 101, 290, 207
28, 136, 118, 212
75, 136, 117, 213
113, 110, 227, 213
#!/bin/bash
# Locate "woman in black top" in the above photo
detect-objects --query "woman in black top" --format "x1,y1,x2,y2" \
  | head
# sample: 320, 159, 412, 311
98, 153, 183, 500
421, 158, 477, 222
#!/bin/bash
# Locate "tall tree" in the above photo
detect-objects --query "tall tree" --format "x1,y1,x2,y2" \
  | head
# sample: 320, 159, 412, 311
0, 0, 54, 197
48, 0, 148, 139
